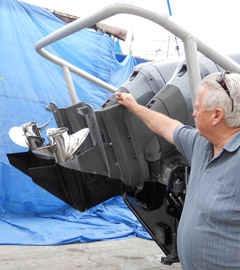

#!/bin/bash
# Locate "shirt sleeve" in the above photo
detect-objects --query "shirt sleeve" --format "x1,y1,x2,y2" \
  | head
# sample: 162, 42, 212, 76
173, 125, 198, 165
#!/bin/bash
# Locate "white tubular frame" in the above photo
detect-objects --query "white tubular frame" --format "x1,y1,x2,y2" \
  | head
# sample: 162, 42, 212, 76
35, 3, 240, 105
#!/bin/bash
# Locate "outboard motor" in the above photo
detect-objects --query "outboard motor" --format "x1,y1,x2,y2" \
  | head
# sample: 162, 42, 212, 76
7, 53, 240, 264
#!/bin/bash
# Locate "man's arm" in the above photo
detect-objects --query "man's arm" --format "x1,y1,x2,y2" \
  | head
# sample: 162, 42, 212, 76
116, 93, 183, 145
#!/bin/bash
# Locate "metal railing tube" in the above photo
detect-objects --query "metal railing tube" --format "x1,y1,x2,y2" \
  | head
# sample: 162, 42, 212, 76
35, 3, 240, 105
62, 66, 79, 104
37, 48, 117, 95
183, 36, 202, 107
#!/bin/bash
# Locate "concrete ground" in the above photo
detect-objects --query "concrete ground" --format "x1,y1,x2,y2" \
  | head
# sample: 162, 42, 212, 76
0, 237, 182, 270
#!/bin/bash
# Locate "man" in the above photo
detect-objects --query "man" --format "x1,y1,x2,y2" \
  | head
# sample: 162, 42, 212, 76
116, 71, 240, 270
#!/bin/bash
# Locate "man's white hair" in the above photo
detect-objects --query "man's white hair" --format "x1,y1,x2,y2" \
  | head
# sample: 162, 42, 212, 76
201, 72, 240, 128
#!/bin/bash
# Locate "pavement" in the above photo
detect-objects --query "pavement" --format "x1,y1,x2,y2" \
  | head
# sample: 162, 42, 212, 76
0, 237, 182, 270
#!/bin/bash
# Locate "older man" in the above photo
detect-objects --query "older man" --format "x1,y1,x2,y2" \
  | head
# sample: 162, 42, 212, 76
116, 71, 240, 270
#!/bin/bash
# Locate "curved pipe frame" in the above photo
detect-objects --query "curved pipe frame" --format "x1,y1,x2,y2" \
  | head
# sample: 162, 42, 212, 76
35, 3, 240, 105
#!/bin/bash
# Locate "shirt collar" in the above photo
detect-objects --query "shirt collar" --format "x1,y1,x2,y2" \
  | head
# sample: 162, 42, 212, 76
223, 131, 240, 152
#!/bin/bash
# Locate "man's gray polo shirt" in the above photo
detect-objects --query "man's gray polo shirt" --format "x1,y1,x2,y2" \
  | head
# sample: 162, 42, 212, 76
173, 125, 240, 270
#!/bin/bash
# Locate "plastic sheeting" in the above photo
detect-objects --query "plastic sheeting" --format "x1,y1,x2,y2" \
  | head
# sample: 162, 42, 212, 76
0, 0, 151, 245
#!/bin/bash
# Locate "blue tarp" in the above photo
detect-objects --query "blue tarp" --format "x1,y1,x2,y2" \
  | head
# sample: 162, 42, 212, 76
0, 0, 151, 245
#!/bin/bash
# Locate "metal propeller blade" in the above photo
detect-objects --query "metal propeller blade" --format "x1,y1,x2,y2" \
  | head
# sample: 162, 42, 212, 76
66, 128, 90, 160
32, 143, 57, 158
9, 120, 51, 149
21, 120, 51, 137
9, 126, 29, 147
44, 127, 90, 163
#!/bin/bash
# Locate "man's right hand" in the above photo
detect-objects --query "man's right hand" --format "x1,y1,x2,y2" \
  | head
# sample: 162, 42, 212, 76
115, 92, 139, 114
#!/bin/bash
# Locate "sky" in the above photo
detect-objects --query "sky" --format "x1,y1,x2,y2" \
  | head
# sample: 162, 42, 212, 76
18, 0, 240, 61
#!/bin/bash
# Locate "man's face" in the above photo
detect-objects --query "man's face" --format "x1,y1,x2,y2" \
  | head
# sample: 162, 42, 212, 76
192, 86, 213, 138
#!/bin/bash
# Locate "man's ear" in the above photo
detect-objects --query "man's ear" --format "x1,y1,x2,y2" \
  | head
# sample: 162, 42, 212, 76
212, 108, 224, 125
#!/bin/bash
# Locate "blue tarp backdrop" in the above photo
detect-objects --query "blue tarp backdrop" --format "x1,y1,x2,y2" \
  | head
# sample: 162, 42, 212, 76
0, 0, 151, 244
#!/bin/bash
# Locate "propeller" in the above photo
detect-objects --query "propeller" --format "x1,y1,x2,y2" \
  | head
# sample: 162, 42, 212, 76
9, 121, 90, 163
9, 120, 51, 149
